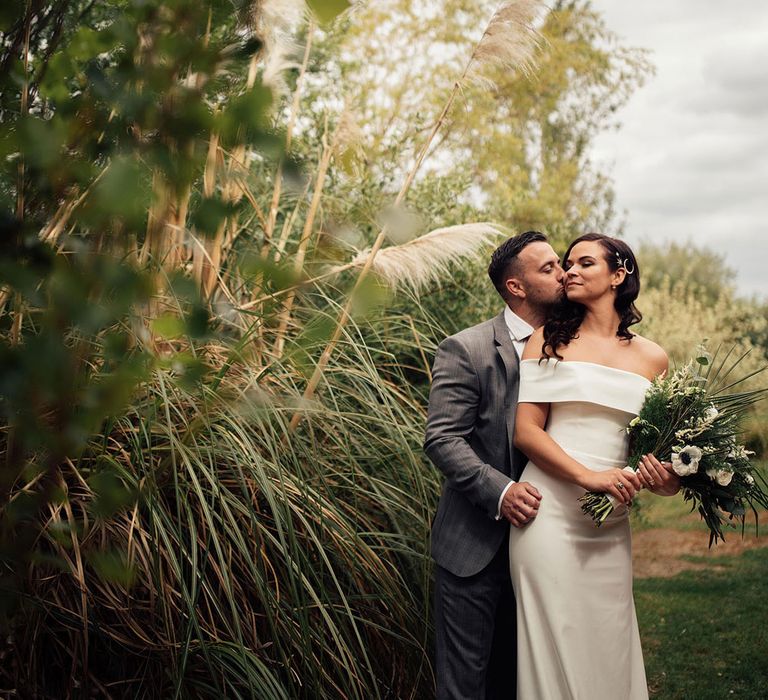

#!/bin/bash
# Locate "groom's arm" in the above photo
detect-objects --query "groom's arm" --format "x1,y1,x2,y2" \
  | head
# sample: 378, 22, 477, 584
424, 335, 512, 520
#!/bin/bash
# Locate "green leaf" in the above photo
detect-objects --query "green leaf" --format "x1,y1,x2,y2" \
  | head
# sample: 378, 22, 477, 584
88, 469, 137, 519
84, 157, 150, 230
88, 548, 136, 588
17, 116, 67, 169
306, 0, 351, 25
218, 83, 274, 147
696, 356, 710, 366
238, 255, 298, 291
0, 0, 25, 32
191, 197, 240, 237
185, 304, 210, 339
159, 352, 211, 388
152, 314, 186, 339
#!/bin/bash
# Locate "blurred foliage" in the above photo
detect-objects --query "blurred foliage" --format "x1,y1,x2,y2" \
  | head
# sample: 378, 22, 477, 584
0, 0, 280, 693
638, 240, 736, 305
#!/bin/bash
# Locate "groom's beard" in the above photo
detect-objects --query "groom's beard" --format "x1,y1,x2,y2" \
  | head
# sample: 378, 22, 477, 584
540, 284, 566, 310
536, 286, 567, 324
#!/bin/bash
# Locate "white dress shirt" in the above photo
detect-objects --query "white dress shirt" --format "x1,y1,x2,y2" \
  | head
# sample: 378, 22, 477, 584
495, 307, 535, 519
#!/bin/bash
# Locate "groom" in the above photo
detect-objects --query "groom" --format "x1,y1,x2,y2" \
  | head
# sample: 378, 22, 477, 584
424, 231, 564, 700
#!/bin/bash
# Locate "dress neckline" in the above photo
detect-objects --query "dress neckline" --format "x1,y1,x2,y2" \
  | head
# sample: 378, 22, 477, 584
520, 358, 653, 385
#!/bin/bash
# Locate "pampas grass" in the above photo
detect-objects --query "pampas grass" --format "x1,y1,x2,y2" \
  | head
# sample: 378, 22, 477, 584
15, 308, 439, 697
343, 223, 505, 293
1, 1, 547, 693
464, 0, 543, 87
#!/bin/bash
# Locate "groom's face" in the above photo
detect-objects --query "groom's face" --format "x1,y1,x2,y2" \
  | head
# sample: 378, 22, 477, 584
513, 241, 565, 307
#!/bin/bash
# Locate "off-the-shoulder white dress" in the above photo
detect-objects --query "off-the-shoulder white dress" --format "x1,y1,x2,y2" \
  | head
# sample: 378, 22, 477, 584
509, 359, 650, 700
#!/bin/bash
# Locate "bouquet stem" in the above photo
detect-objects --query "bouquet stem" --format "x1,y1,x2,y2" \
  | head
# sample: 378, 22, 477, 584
579, 491, 616, 526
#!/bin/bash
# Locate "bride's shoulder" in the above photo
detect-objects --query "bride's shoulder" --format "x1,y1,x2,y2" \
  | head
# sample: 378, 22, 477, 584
629, 333, 668, 376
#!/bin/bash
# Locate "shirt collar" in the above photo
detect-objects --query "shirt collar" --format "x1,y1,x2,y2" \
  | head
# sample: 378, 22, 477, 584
503, 306, 535, 342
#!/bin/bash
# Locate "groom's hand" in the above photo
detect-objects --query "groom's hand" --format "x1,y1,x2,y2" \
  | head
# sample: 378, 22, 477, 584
501, 482, 542, 527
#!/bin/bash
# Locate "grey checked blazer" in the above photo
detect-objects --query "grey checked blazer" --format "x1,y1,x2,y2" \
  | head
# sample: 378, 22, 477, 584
424, 310, 529, 577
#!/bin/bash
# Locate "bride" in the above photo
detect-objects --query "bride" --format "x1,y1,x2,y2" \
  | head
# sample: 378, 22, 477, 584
510, 233, 678, 699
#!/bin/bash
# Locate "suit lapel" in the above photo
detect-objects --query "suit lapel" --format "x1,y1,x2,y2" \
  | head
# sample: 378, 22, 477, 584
492, 312, 522, 475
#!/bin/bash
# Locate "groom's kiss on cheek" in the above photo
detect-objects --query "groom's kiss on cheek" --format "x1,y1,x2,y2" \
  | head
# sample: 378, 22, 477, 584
503, 241, 564, 317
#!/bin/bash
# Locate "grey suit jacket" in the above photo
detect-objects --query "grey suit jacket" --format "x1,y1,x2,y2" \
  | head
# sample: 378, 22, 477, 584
424, 310, 528, 577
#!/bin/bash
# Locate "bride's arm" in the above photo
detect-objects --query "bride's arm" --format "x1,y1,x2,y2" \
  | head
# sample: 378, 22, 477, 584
513, 330, 640, 504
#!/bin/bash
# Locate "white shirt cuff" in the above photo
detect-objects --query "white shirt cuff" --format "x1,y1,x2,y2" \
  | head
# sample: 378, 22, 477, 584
495, 480, 515, 520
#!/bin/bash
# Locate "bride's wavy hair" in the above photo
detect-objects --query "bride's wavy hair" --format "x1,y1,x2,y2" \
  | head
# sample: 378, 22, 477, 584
542, 233, 642, 360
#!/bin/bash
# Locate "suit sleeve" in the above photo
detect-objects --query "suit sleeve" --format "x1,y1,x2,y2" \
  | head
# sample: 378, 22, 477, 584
424, 335, 512, 519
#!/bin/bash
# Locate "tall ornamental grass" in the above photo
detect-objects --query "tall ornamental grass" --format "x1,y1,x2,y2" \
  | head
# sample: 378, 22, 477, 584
16, 300, 442, 697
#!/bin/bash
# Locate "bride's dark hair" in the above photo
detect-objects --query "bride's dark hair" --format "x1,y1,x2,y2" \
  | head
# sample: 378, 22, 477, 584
542, 233, 642, 360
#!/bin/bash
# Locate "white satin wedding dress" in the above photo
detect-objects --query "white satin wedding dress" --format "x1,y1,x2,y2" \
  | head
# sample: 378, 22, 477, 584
509, 359, 650, 700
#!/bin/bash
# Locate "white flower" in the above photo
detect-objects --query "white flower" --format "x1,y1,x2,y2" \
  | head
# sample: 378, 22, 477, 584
629, 417, 640, 428
728, 445, 756, 461
671, 445, 702, 476
706, 468, 734, 486
716, 470, 733, 486
745, 473, 755, 487
704, 406, 719, 421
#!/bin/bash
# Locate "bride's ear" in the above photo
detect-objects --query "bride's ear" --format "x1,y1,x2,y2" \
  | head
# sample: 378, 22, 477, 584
611, 268, 626, 289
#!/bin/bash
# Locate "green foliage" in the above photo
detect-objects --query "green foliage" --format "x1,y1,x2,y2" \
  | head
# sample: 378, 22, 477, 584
307, 0, 352, 25
331, 0, 652, 245
639, 241, 736, 305
0, 1, 277, 690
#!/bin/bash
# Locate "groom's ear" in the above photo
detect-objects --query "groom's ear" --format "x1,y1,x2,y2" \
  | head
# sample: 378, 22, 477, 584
505, 277, 526, 300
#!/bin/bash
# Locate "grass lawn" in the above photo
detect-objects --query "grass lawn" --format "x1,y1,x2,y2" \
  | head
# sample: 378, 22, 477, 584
634, 463, 768, 698
637, 547, 768, 699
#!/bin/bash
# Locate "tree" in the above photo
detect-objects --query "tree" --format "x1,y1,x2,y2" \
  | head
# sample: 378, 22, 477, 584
325, 0, 652, 251
638, 240, 736, 304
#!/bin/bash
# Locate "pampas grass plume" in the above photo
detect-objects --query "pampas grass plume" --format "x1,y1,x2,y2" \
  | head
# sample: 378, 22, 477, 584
344, 222, 506, 293
465, 0, 544, 87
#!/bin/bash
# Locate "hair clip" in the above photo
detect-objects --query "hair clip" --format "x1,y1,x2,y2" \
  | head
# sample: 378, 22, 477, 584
614, 250, 635, 275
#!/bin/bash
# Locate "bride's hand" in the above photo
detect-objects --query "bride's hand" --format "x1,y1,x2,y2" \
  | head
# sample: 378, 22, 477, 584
637, 453, 681, 496
581, 468, 641, 505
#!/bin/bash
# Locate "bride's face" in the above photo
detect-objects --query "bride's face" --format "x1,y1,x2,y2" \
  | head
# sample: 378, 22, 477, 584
563, 241, 623, 302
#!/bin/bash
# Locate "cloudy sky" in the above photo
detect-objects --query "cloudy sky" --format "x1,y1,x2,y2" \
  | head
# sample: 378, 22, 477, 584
589, 0, 768, 298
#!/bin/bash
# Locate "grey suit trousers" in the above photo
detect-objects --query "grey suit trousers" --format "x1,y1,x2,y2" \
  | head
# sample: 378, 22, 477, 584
433, 531, 516, 700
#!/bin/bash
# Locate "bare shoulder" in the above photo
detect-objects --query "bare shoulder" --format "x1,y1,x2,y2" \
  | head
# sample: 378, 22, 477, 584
630, 334, 669, 377
521, 326, 546, 361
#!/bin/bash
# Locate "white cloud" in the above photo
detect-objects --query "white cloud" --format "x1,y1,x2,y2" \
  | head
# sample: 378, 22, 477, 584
590, 0, 768, 298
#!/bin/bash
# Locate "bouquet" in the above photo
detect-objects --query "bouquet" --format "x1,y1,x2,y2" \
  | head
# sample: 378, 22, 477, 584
579, 350, 768, 545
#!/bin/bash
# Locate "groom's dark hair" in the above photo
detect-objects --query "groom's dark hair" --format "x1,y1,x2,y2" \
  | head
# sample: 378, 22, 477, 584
488, 230, 547, 300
